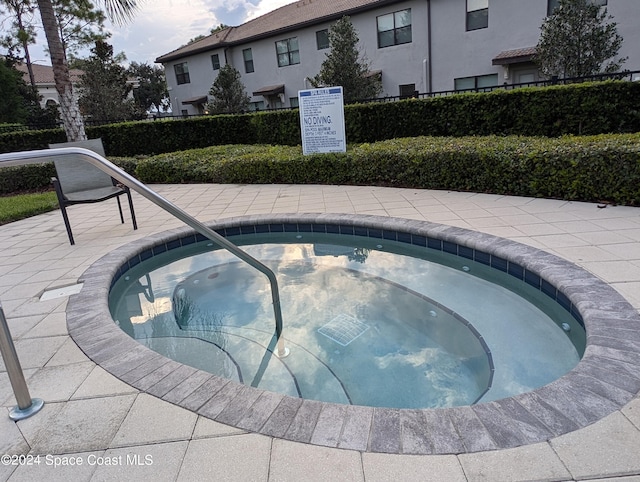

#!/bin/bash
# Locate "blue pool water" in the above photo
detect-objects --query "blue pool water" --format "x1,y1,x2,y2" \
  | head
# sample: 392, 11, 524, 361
109, 231, 584, 409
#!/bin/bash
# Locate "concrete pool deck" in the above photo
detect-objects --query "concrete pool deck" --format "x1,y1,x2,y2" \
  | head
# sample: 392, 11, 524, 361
1, 184, 640, 481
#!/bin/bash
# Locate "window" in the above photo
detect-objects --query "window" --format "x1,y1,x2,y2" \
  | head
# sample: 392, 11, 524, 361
211, 54, 220, 70
467, 0, 488, 31
276, 37, 300, 67
174, 62, 190, 85
454, 73, 498, 91
243, 48, 254, 73
548, 0, 606, 15
290, 97, 299, 108
316, 29, 329, 50
377, 9, 412, 48
399, 84, 417, 99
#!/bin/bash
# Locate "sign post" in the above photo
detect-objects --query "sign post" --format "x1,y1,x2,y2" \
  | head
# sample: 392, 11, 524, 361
298, 87, 346, 155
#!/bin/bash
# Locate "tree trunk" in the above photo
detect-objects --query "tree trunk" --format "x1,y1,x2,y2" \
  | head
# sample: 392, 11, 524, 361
36, 0, 86, 141
12, 3, 37, 93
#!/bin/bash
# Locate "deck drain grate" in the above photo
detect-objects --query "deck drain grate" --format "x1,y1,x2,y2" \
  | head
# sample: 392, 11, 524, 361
318, 314, 369, 346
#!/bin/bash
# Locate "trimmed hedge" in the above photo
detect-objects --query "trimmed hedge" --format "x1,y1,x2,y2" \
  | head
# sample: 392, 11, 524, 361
0, 124, 28, 135
132, 134, 640, 205
2, 135, 639, 205
0, 163, 56, 195
1, 81, 639, 156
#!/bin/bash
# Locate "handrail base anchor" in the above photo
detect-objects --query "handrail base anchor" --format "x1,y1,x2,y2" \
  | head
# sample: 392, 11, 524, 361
275, 338, 290, 358
9, 398, 44, 421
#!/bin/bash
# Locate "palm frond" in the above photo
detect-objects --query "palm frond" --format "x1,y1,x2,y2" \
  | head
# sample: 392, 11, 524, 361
102, 0, 141, 25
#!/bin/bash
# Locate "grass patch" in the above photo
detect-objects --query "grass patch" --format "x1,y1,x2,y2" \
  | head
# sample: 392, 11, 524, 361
0, 191, 58, 225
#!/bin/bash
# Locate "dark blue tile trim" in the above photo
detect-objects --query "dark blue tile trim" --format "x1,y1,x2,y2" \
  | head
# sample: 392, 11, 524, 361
443, 241, 458, 255
508, 263, 524, 280
140, 249, 153, 262
152, 244, 167, 256
167, 239, 181, 250
128, 255, 140, 269
269, 223, 284, 232
524, 270, 541, 289
413, 235, 427, 247
557, 291, 571, 312
340, 225, 354, 235
427, 237, 441, 250
383, 230, 396, 241
181, 234, 197, 246
475, 251, 490, 266
541, 279, 556, 298
491, 256, 508, 273
459, 246, 474, 260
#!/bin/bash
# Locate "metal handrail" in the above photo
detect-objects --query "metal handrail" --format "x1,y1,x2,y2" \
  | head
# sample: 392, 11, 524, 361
0, 147, 288, 357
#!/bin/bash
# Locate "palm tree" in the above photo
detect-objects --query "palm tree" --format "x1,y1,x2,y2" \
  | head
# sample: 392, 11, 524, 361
36, 0, 140, 141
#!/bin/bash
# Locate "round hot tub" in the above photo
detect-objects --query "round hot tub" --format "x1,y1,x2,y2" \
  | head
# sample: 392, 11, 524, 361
69, 214, 640, 454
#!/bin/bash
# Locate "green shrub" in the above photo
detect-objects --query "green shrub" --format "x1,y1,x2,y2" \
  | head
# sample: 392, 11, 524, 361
2, 132, 639, 206
0, 163, 56, 195
0, 156, 143, 195
0, 124, 28, 135
130, 134, 640, 205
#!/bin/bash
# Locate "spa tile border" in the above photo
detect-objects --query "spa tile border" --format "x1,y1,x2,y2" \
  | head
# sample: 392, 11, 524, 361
68, 214, 640, 455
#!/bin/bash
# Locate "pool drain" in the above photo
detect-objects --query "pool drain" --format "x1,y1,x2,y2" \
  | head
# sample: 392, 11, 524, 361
318, 313, 369, 346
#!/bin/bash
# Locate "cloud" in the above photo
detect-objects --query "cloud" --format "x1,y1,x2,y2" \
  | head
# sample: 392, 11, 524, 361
244, 0, 298, 20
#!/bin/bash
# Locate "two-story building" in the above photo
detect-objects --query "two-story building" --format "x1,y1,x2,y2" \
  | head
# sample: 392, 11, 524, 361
156, 0, 640, 116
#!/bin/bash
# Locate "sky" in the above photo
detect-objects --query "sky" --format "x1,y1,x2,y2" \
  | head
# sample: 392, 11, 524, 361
24, 0, 297, 66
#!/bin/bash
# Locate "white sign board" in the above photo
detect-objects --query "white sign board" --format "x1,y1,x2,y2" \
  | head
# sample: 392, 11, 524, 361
298, 87, 346, 155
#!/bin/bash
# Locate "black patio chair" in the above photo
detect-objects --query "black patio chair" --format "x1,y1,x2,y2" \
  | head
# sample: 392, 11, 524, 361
49, 138, 138, 245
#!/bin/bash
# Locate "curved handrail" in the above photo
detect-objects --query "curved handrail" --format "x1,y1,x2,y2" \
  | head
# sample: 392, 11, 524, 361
0, 147, 287, 356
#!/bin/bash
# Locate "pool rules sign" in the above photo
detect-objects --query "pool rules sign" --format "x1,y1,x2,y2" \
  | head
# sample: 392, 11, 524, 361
298, 87, 346, 155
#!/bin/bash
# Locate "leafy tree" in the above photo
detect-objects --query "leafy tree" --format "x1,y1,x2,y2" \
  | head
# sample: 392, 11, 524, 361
0, 57, 29, 122
35, 0, 139, 141
51, 0, 110, 62
0, 55, 57, 128
0, 0, 38, 90
536, 0, 626, 78
77, 40, 144, 122
310, 16, 381, 103
206, 64, 249, 114
185, 24, 229, 46
128, 61, 169, 112
210, 23, 228, 34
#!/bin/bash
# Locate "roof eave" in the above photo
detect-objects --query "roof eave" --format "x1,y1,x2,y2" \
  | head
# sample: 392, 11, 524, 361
156, 41, 231, 63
